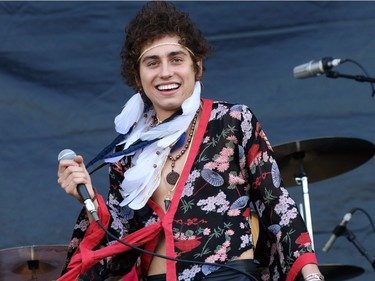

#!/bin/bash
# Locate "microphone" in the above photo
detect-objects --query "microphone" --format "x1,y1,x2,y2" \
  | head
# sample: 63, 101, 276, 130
293, 57, 346, 79
57, 149, 99, 221
322, 211, 353, 252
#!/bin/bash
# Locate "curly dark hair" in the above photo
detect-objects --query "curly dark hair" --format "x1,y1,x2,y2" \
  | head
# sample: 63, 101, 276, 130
120, 1, 214, 91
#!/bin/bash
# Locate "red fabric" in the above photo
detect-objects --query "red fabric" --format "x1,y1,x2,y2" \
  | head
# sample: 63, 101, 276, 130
58, 195, 162, 280
286, 252, 318, 281
247, 143, 260, 165
163, 98, 213, 281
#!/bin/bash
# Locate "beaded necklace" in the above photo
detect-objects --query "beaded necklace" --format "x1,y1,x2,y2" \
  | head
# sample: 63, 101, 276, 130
164, 109, 199, 210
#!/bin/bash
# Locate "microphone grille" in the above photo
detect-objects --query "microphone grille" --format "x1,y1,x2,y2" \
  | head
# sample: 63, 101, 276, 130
58, 149, 77, 161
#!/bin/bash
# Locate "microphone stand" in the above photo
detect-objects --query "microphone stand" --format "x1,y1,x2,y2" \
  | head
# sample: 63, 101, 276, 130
325, 70, 375, 97
325, 71, 375, 83
343, 226, 375, 269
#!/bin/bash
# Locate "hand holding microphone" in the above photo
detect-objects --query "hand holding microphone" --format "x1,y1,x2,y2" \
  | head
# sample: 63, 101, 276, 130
57, 149, 99, 221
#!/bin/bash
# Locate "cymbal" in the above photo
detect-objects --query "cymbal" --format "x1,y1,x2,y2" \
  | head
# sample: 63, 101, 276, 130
0, 245, 67, 281
273, 137, 375, 187
319, 264, 365, 280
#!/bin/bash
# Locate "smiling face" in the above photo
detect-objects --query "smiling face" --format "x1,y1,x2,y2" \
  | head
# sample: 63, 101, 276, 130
138, 35, 202, 121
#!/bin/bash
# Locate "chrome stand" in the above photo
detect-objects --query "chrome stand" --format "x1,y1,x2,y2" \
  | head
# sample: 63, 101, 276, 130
295, 175, 315, 250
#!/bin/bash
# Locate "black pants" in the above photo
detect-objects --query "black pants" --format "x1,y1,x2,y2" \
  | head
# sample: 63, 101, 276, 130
146, 259, 260, 281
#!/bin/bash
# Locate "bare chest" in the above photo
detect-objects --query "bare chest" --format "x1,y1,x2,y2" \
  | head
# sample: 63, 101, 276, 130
151, 149, 189, 212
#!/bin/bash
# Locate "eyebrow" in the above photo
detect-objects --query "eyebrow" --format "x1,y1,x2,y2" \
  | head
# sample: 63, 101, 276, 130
141, 50, 188, 63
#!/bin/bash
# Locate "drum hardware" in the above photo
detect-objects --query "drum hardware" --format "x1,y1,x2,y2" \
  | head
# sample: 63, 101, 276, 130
274, 136, 374, 280
251, 209, 365, 281
318, 264, 365, 281
27, 259, 39, 281
0, 245, 67, 281
273, 136, 375, 249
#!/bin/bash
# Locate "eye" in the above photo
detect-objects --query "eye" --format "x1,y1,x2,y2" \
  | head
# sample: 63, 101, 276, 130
171, 57, 184, 64
146, 60, 159, 68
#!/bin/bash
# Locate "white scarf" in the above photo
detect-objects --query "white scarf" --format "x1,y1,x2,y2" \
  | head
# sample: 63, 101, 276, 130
106, 82, 201, 209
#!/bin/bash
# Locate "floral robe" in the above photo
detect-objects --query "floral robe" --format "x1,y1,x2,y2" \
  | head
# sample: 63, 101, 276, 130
60, 99, 317, 281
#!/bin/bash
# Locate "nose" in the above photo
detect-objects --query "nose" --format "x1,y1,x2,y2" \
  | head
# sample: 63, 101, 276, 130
159, 61, 173, 78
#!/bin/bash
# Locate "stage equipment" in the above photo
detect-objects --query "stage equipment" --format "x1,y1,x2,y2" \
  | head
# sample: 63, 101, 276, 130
293, 57, 345, 79
0, 245, 67, 281
273, 136, 375, 248
319, 264, 364, 281
293, 57, 375, 97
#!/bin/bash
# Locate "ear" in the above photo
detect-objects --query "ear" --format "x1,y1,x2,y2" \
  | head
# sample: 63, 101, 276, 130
135, 76, 143, 92
195, 59, 203, 80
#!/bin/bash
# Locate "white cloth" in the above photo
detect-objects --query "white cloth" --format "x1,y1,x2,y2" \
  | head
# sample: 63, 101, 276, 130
106, 82, 201, 209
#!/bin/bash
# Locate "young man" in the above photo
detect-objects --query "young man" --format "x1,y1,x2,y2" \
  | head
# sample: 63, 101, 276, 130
57, 2, 323, 281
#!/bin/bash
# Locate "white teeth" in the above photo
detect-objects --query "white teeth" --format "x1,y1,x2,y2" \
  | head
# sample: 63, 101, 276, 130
157, 84, 179, 91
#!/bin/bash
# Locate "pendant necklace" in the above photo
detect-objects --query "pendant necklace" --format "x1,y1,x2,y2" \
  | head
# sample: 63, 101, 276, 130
164, 109, 199, 210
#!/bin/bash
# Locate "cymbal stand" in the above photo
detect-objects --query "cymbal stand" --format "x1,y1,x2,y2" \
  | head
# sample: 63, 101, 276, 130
295, 174, 315, 250
293, 151, 315, 249
27, 259, 39, 281
28, 245, 39, 281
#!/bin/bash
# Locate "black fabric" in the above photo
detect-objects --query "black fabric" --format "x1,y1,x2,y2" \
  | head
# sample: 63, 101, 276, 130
146, 260, 260, 281
146, 274, 167, 281
203, 259, 260, 281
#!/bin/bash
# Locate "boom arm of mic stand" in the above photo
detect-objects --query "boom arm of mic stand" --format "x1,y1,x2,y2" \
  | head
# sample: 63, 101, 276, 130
325, 70, 375, 83
344, 227, 375, 269
325, 70, 375, 97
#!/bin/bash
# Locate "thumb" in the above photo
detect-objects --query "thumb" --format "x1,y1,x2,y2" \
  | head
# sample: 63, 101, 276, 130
75, 155, 92, 186
75, 155, 84, 164
75, 155, 89, 174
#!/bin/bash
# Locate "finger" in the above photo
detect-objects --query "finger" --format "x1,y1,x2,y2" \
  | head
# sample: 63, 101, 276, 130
56, 154, 94, 200
73, 155, 92, 186
57, 159, 79, 176
59, 169, 88, 198
74, 155, 84, 165
57, 165, 86, 191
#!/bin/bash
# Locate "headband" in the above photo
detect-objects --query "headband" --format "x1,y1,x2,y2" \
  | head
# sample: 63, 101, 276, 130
137, 42, 195, 62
